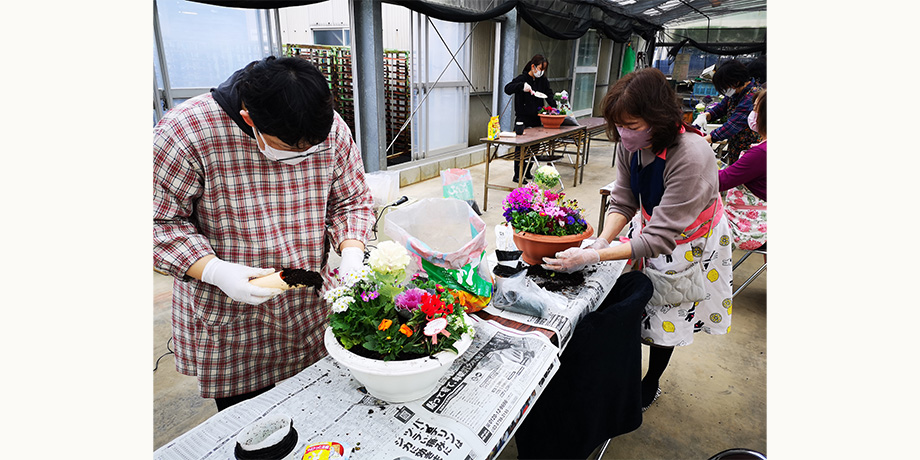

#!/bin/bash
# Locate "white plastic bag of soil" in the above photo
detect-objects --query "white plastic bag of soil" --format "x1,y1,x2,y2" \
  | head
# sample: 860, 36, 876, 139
384, 198, 492, 297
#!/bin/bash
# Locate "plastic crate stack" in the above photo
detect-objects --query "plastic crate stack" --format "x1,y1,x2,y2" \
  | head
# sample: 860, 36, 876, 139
284, 44, 412, 164
285, 44, 356, 137
384, 50, 411, 160
331, 47, 356, 136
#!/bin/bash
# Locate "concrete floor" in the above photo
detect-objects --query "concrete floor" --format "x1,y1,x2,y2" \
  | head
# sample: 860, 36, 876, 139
153, 139, 767, 458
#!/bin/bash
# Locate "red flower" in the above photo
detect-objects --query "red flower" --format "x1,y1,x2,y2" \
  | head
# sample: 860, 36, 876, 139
420, 292, 453, 318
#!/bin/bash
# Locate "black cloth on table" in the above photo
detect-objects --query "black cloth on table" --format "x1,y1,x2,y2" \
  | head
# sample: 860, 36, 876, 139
514, 271, 653, 460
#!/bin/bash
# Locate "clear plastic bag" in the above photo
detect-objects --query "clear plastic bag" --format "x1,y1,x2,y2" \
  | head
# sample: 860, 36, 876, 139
491, 270, 566, 318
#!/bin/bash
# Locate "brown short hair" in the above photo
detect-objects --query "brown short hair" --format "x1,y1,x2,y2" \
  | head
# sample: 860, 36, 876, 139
753, 89, 766, 137
602, 68, 683, 154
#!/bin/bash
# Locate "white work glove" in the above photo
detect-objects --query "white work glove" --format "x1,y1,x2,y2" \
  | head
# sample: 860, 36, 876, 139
587, 237, 610, 250
338, 246, 365, 279
541, 247, 600, 274
201, 258, 283, 305
693, 113, 708, 130
523, 82, 533, 94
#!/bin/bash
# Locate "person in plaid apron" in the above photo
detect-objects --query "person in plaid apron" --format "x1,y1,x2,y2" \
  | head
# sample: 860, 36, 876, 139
154, 57, 375, 410
698, 59, 763, 165
543, 68, 732, 412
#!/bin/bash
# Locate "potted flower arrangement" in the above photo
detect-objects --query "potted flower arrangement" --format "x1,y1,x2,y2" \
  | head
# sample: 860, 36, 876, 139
538, 90, 572, 129
501, 165, 593, 265
323, 241, 475, 403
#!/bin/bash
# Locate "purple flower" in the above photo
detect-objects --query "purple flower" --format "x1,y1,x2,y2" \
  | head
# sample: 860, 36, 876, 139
361, 290, 380, 302
395, 288, 426, 311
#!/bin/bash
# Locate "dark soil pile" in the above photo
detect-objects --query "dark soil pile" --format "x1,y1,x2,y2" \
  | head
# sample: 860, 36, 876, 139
525, 265, 585, 292
280, 268, 323, 290
348, 345, 428, 361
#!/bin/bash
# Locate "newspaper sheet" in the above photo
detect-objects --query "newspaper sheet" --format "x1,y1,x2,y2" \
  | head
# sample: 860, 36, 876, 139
484, 257, 626, 352
155, 316, 559, 460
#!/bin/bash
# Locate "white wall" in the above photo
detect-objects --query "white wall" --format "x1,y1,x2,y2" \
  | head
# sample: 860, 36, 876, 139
279, 0, 411, 51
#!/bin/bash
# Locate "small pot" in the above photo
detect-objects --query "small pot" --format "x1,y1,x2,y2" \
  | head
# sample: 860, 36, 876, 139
538, 114, 566, 129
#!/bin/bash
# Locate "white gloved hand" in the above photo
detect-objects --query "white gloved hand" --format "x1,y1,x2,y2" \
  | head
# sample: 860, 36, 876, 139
523, 82, 532, 94
541, 247, 600, 274
693, 113, 708, 129
587, 237, 610, 250
338, 246, 365, 279
201, 258, 283, 305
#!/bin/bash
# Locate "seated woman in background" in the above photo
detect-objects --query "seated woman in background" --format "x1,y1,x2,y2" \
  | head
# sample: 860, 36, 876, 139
719, 89, 766, 201
719, 89, 766, 251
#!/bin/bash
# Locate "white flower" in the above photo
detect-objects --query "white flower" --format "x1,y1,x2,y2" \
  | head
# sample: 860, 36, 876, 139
323, 285, 350, 303
368, 241, 411, 275
342, 265, 372, 288
332, 296, 354, 313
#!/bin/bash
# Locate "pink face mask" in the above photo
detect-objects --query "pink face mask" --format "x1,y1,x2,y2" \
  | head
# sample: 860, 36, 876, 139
616, 125, 653, 152
747, 111, 759, 132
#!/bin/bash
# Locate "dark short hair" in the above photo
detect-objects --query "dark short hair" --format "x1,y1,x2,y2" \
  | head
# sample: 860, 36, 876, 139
239, 56, 334, 148
753, 89, 766, 137
712, 59, 750, 94
522, 54, 548, 75
601, 68, 683, 154
747, 56, 766, 84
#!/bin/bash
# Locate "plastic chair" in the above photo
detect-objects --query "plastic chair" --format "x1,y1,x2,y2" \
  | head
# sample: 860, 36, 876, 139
733, 243, 766, 296
708, 448, 767, 460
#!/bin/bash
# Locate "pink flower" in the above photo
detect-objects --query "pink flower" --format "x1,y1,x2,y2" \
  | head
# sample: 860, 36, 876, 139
738, 220, 752, 232
395, 288, 426, 311
746, 210, 760, 219
757, 223, 767, 233
424, 317, 451, 345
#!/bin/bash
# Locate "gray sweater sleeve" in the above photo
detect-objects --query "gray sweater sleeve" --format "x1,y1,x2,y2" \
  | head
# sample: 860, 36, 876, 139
606, 132, 719, 260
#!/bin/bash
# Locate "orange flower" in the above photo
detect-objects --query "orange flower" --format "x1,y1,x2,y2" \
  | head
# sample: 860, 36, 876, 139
378, 319, 393, 331
399, 324, 413, 337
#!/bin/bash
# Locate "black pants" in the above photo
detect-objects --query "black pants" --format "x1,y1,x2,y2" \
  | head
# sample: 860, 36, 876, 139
512, 155, 533, 181
214, 385, 273, 411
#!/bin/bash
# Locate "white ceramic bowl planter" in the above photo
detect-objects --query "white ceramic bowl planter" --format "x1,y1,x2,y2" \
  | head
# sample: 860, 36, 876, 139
324, 326, 473, 403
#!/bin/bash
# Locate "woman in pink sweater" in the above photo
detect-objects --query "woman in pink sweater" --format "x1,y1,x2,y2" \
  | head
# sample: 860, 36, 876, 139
719, 90, 766, 201
544, 68, 734, 412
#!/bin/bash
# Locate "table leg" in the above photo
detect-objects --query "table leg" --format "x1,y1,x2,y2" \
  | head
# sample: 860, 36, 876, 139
518, 147, 526, 188
575, 132, 584, 187
582, 134, 591, 184
599, 195, 608, 230
484, 143, 493, 211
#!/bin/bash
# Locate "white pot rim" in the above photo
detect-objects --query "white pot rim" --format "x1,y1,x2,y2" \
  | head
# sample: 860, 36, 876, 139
324, 322, 472, 377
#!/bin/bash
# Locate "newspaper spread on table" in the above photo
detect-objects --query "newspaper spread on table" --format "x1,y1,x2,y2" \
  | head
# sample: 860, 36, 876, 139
154, 316, 559, 460
483, 258, 626, 352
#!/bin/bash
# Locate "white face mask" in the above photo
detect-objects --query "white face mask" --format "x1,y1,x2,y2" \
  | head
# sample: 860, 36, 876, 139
252, 126, 323, 165
533, 67, 544, 78
723, 87, 736, 97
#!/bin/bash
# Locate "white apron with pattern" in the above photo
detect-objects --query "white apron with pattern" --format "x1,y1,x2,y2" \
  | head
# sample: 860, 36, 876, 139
627, 209, 734, 347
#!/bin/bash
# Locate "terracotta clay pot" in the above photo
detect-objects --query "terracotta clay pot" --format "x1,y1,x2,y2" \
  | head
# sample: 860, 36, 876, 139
512, 223, 594, 266
538, 114, 566, 129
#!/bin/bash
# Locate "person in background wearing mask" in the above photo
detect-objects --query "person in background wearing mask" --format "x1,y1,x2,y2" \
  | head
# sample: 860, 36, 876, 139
543, 68, 733, 412
693, 59, 763, 164
719, 89, 766, 202
153, 56, 374, 411
503, 54, 557, 184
